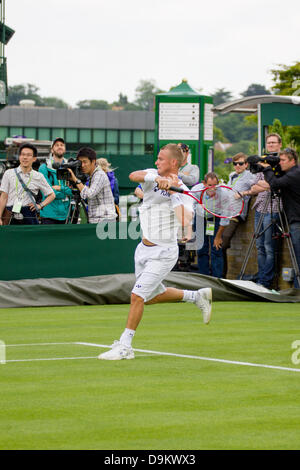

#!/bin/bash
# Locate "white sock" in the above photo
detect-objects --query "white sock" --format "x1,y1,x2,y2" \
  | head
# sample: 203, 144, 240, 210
182, 290, 197, 303
120, 328, 135, 347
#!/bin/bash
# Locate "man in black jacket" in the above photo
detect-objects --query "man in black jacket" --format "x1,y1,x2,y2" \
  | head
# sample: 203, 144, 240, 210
261, 148, 300, 287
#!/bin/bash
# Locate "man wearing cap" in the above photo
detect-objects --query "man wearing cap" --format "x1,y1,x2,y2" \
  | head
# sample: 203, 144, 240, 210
38, 138, 73, 224
178, 143, 200, 187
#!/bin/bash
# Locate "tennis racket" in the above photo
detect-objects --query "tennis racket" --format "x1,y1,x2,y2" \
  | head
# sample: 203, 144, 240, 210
169, 185, 245, 219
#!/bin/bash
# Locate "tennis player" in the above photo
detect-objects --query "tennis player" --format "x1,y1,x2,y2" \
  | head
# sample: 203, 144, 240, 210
99, 143, 212, 361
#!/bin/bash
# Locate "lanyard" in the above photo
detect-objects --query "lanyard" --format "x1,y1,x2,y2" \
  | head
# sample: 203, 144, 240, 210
231, 173, 243, 187
16, 171, 33, 200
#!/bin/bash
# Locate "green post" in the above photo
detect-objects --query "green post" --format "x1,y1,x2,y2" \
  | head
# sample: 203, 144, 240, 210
154, 79, 213, 179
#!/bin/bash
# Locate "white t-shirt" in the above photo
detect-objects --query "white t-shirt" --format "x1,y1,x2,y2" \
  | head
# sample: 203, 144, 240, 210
139, 169, 194, 247
0, 167, 54, 206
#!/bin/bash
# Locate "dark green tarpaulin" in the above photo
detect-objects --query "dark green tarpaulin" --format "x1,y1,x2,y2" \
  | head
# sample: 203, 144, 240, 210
0, 272, 299, 308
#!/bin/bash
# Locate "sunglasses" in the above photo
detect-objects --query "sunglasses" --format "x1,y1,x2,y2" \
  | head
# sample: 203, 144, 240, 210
233, 162, 246, 166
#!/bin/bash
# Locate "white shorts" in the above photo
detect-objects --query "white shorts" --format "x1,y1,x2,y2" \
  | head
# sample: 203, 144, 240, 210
132, 242, 179, 302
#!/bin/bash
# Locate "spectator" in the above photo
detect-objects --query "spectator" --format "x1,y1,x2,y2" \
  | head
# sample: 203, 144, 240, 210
0, 143, 55, 225
222, 153, 256, 277
178, 143, 200, 187
192, 172, 229, 278
38, 138, 73, 224
97, 158, 119, 206
67, 147, 116, 223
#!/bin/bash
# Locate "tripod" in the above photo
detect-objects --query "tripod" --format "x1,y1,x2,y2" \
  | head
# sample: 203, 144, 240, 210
66, 190, 89, 224
238, 191, 300, 289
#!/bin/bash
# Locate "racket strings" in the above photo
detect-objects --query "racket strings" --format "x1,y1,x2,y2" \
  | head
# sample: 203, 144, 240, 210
200, 186, 244, 218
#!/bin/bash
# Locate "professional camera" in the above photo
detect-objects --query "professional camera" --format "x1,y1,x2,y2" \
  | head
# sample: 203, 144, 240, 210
53, 158, 87, 183
247, 152, 281, 176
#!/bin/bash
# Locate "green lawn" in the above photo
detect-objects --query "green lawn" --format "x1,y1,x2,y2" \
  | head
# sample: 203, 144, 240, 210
0, 301, 300, 450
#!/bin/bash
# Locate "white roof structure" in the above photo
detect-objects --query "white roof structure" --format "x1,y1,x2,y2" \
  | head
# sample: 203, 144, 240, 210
213, 95, 300, 114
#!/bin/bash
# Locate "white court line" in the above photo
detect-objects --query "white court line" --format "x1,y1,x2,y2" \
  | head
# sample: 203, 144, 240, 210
4, 341, 300, 373
6, 356, 97, 363
77, 342, 300, 374
6, 342, 75, 347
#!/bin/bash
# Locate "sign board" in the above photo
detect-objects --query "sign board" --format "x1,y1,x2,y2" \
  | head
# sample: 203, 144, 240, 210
204, 103, 214, 141
159, 102, 199, 140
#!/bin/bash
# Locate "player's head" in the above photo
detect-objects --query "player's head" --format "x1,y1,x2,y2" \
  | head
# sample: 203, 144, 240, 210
155, 144, 184, 176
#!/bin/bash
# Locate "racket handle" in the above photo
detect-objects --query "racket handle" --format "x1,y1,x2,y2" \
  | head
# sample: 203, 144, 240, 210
169, 186, 184, 193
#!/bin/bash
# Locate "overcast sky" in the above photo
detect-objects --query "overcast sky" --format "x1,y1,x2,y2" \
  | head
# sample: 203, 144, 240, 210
5, 0, 300, 107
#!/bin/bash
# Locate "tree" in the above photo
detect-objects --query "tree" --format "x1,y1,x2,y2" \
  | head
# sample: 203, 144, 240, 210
8, 83, 69, 107
270, 62, 300, 95
134, 79, 163, 111
8, 83, 44, 106
111, 93, 142, 111
43, 97, 69, 108
241, 83, 270, 97
211, 88, 233, 106
76, 99, 110, 110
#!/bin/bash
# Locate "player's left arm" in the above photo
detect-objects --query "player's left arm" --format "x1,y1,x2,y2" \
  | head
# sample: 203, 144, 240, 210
173, 204, 193, 227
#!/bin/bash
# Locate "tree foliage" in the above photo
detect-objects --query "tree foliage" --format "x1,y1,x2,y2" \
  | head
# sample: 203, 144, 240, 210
134, 79, 164, 111
241, 83, 270, 97
270, 62, 300, 96
211, 88, 233, 106
8, 83, 69, 108
76, 99, 110, 110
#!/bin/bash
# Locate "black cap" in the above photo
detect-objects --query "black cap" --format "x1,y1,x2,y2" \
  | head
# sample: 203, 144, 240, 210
52, 137, 65, 147
178, 143, 189, 152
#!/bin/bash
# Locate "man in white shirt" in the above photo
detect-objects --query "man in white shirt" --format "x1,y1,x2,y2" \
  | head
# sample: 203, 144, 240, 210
221, 153, 256, 277
99, 143, 212, 361
0, 143, 55, 225
192, 173, 229, 278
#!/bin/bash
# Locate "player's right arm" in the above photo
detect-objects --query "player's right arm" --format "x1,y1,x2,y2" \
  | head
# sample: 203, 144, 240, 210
129, 171, 170, 189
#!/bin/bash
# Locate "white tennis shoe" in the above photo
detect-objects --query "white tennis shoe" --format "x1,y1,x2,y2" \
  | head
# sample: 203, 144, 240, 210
98, 341, 135, 361
195, 288, 212, 324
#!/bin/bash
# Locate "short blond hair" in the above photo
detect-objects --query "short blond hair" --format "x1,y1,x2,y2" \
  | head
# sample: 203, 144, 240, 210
160, 143, 185, 167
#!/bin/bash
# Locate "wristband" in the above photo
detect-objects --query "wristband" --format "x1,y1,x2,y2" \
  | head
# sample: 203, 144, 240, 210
144, 173, 157, 183
171, 193, 183, 208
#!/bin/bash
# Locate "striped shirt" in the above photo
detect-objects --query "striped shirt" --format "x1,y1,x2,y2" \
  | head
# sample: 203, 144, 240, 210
0, 167, 53, 206
251, 173, 280, 213
80, 166, 116, 223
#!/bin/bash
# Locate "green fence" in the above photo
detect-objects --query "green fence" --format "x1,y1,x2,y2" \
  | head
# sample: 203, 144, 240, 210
0, 224, 138, 281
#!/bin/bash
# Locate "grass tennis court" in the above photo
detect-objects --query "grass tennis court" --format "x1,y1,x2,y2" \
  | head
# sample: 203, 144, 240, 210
1, 301, 300, 450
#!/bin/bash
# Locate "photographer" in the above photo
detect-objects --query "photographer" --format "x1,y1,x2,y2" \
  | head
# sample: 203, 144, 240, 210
240, 134, 282, 288
0, 143, 55, 225
67, 147, 116, 224
261, 148, 300, 288
38, 138, 73, 224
